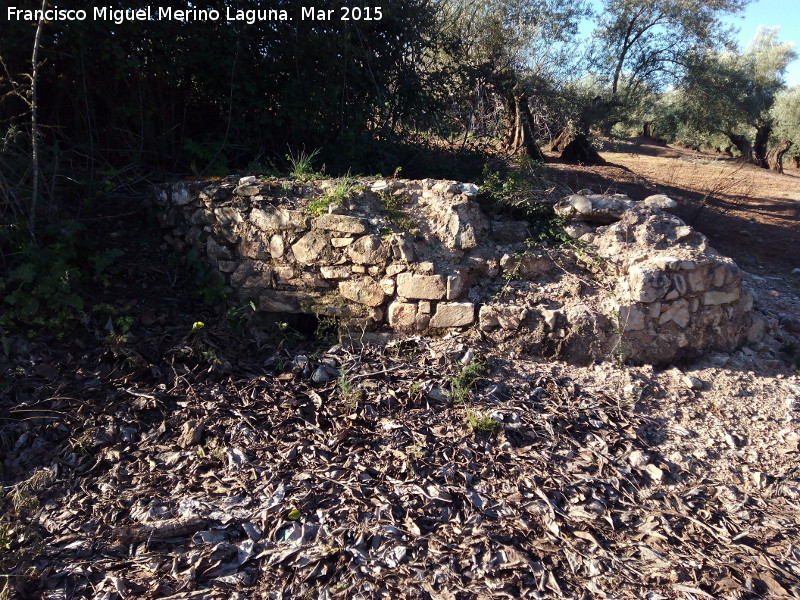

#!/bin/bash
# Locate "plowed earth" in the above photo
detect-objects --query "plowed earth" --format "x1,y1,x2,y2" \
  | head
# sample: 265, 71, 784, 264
1, 141, 799, 600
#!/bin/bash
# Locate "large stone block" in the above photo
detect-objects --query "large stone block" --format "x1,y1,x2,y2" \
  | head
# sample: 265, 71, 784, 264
251, 208, 308, 231
348, 235, 388, 265
387, 302, 420, 331
430, 303, 475, 328
703, 289, 740, 306
396, 273, 446, 300
313, 214, 368, 234
258, 290, 310, 313
339, 277, 386, 307
292, 231, 329, 264
628, 265, 669, 303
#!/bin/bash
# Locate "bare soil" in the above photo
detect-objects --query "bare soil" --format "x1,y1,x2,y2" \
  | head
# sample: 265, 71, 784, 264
1, 142, 800, 599
544, 138, 800, 286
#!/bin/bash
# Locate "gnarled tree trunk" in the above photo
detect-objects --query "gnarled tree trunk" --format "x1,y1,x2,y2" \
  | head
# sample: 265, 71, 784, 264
727, 133, 758, 165
551, 128, 572, 152
506, 93, 543, 160
766, 140, 793, 173
753, 124, 771, 168
560, 134, 605, 165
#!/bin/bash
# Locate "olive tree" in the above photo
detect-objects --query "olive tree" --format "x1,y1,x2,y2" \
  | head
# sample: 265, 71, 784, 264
769, 86, 800, 170
681, 27, 797, 169
589, 0, 748, 132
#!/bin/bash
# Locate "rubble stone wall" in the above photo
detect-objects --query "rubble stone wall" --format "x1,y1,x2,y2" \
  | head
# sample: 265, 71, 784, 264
155, 176, 754, 365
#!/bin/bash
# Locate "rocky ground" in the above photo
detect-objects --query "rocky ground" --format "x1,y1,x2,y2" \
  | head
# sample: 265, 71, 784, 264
1, 141, 799, 599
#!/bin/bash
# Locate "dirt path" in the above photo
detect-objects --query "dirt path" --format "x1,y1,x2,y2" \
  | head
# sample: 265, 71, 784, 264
544, 138, 800, 286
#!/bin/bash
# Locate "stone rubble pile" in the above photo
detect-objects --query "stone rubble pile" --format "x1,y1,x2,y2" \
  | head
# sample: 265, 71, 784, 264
156, 177, 755, 364
555, 192, 757, 364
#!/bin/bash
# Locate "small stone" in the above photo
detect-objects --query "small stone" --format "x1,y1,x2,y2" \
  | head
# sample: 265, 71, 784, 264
320, 265, 351, 279
387, 302, 418, 331
311, 366, 335, 384
644, 464, 664, 483
313, 214, 368, 234
348, 234, 388, 265
234, 184, 261, 196
642, 194, 678, 213
629, 450, 649, 468
460, 350, 475, 364
379, 278, 395, 295
238, 175, 257, 186
458, 183, 479, 197
292, 231, 329, 264
331, 237, 353, 248
684, 376, 705, 390
619, 305, 646, 331
446, 274, 463, 300
269, 234, 285, 258
703, 289, 740, 305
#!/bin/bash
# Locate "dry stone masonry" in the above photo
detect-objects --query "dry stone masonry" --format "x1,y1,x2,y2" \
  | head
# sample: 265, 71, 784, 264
156, 176, 755, 365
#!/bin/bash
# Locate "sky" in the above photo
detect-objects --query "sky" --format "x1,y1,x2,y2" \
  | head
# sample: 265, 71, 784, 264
723, 0, 800, 86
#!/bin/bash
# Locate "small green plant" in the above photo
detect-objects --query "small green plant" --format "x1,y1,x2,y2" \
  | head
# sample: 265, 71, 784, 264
305, 179, 354, 216
287, 148, 321, 180
314, 315, 341, 345
0, 222, 123, 337
450, 359, 489, 404
378, 191, 419, 234
185, 247, 227, 305
466, 409, 501, 433
337, 369, 362, 409
246, 155, 281, 177
226, 300, 256, 334
276, 320, 304, 348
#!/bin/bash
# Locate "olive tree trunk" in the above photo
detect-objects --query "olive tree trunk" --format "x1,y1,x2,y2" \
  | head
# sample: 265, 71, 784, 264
766, 140, 793, 173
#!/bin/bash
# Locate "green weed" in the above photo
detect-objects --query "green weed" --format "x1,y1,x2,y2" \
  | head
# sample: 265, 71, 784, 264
185, 246, 226, 305
466, 409, 501, 433
287, 148, 321, 181
0, 222, 123, 337
226, 300, 257, 335
337, 370, 363, 409
451, 359, 489, 404
305, 179, 354, 216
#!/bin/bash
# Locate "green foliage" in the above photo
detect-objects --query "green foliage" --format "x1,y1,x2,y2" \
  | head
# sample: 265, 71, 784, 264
680, 27, 797, 158
314, 315, 341, 346
287, 148, 322, 181
0, 222, 123, 337
337, 369, 363, 409
226, 300, 257, 335
466, 409, 502, 433
451, 359, 489, 404
771, 86, 800, 154
184, 246, 226, 306
378, 191, 418, 233
479, 164, 568, 245
184, 138, 230, 176
305, 179, 354, 216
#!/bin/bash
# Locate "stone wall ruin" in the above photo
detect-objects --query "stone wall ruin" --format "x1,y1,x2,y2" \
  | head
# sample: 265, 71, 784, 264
156, 176, 756, 365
